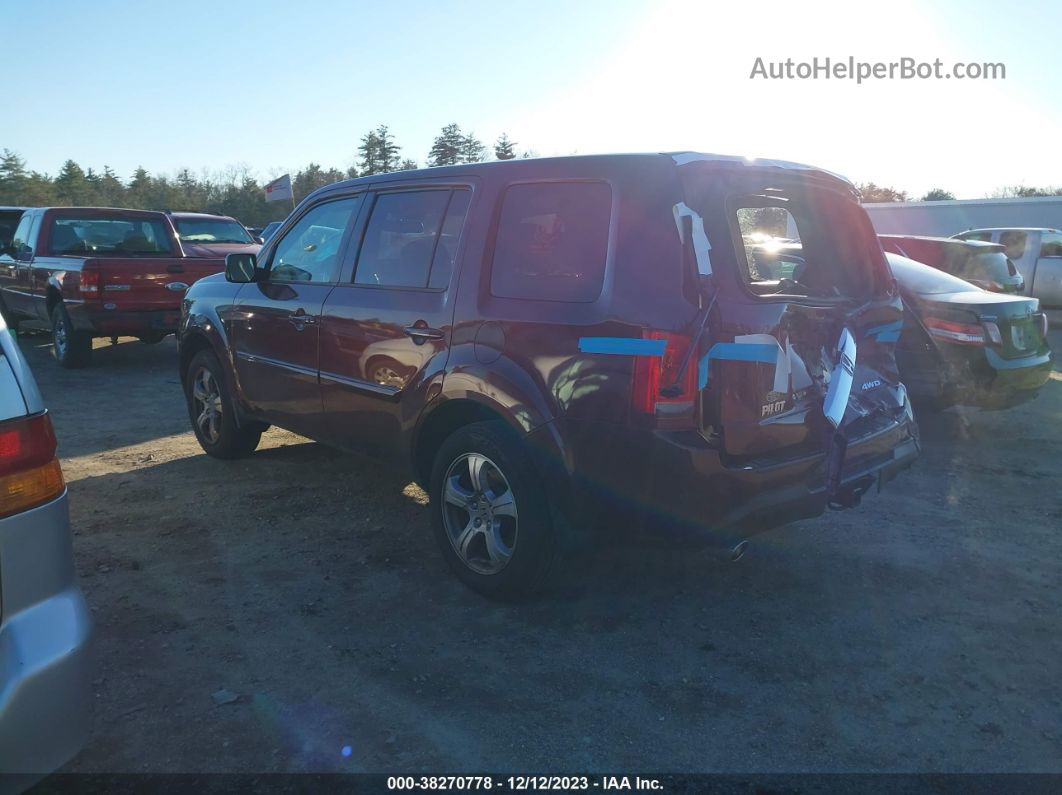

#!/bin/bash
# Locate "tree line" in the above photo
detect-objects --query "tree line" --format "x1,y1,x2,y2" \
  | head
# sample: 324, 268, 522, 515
2, 122, 1059, 226
0, 124, 524, 227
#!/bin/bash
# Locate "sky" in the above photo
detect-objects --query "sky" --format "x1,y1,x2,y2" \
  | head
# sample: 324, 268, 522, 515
6, 0, 1061, 199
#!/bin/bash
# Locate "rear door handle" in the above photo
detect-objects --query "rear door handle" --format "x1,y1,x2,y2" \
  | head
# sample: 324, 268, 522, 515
288, 310, 316, 329
404, 325, 444, 344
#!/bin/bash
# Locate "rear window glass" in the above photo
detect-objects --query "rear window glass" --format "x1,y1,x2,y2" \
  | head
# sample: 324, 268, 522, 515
490, 182, 611, 302
887, 253, 976, 294
49, 216, 174, 256
174, 217, 253, 244
963, 251, 1011, 281
719, 188, 876, 299
957, 231, 993, 242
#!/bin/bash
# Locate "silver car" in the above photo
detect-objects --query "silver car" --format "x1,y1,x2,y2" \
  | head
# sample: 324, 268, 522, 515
0, 317, 91, 779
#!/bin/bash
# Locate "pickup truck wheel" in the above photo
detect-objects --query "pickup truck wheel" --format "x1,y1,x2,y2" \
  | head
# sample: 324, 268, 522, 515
50, 304, 92, 368
185, 349, 261, 459
429, 421, 556, 600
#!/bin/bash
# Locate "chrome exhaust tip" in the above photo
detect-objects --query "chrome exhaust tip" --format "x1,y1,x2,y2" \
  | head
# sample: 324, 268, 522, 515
729, 540, 749, 562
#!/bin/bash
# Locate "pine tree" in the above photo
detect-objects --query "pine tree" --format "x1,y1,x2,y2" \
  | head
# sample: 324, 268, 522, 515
98, 166, 126, 207
127, 167, 152, 208
460, 133, 486, 164
358, 125, 402, 176
428, 124, 464, 167
357, 129, 383, 175
398, 159, 418, 171
0, 150, 28, 204
494, 133, 517, 160
54, 160, 93, 206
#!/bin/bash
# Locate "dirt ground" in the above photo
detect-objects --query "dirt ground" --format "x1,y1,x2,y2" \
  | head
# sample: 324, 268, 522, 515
15, 327, 1062, 773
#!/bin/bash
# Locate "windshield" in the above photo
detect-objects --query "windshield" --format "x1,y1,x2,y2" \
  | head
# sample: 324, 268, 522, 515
49, 216, 175, 256
174, 217, 254, 244
886, 252, 978, 294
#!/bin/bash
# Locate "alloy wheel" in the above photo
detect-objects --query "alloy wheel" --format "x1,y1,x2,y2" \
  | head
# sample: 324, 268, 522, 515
441, 452, 519, 575
191, 367, 224, 444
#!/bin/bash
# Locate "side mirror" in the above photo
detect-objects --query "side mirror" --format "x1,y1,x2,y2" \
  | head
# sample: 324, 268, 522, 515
253, 235, 265, 245
225, 252, 259, 283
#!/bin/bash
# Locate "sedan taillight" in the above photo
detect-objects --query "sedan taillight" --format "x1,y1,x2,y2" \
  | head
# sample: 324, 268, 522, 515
0, 412, 65, 518
923, 317, 985, 346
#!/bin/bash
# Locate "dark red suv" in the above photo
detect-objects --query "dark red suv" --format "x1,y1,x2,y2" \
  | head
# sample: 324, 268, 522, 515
178, 153, 919, 599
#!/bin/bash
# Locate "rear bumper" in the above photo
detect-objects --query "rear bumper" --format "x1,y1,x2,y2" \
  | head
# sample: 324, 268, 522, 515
0, 493, 92, 776
552, 401, 920, 545
947, 348, 1052, 409
68, 303, 180, 336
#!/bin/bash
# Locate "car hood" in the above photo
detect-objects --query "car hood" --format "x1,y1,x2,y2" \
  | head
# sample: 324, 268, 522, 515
181, 242, 261, 258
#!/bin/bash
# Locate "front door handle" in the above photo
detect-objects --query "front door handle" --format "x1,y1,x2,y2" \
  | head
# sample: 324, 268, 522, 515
404, 325, 444, 344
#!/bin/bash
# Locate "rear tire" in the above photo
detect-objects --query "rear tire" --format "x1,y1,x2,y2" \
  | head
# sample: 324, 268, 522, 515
184, 349, 262, 459
429, 421, 558, 600
50, 304, 92, 368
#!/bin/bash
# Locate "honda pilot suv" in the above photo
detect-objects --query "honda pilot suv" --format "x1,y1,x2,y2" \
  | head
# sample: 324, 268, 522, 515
178, 153, 919, 599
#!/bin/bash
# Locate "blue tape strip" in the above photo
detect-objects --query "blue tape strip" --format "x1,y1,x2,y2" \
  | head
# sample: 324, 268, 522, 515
578, 337, 667, 356
697, 342, 779, 389
866, 321, 903, 343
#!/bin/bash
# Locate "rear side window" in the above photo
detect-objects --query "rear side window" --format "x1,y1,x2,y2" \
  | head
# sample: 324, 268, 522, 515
999, 230, 1027, 260
490, 182, 611, 302
356, 189, 469, 289
1040, 232, 1062, 257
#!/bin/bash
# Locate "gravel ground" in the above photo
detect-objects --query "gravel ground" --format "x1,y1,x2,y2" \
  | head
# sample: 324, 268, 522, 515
15, 327, 1062, 774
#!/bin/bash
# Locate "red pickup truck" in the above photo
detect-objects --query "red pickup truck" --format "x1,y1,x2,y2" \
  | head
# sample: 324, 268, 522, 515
0, 207, 223, 367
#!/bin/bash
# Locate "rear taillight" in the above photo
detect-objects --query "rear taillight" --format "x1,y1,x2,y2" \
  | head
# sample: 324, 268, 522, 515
0, 412, 65, 518
632, 331, 697, 427
79, 263, 100, 296
923, 317, 985, 346
982, 321, 1003, 346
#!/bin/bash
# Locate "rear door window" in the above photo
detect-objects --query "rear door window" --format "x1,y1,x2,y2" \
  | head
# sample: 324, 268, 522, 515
490, 182, 612, 302
355, 189, 469, 289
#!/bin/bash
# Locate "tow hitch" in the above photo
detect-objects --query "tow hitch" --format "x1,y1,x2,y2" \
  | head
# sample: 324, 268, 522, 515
828, 473, 875, 510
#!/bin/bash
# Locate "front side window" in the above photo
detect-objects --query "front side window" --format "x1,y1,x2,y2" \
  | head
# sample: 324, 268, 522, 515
355, 190, 464, 288
1040, 232, 1062, 257
999, 230, 1027, 260
50, 216, 175, 256
490, 182, 611, 302
269, 197, 361, 283
174, 217, 254, 244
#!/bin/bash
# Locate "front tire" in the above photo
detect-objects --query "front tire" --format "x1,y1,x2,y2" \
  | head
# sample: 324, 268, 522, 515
429, 421, 557, 600
184, 349, 262, 459
51, 304, 92, 368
